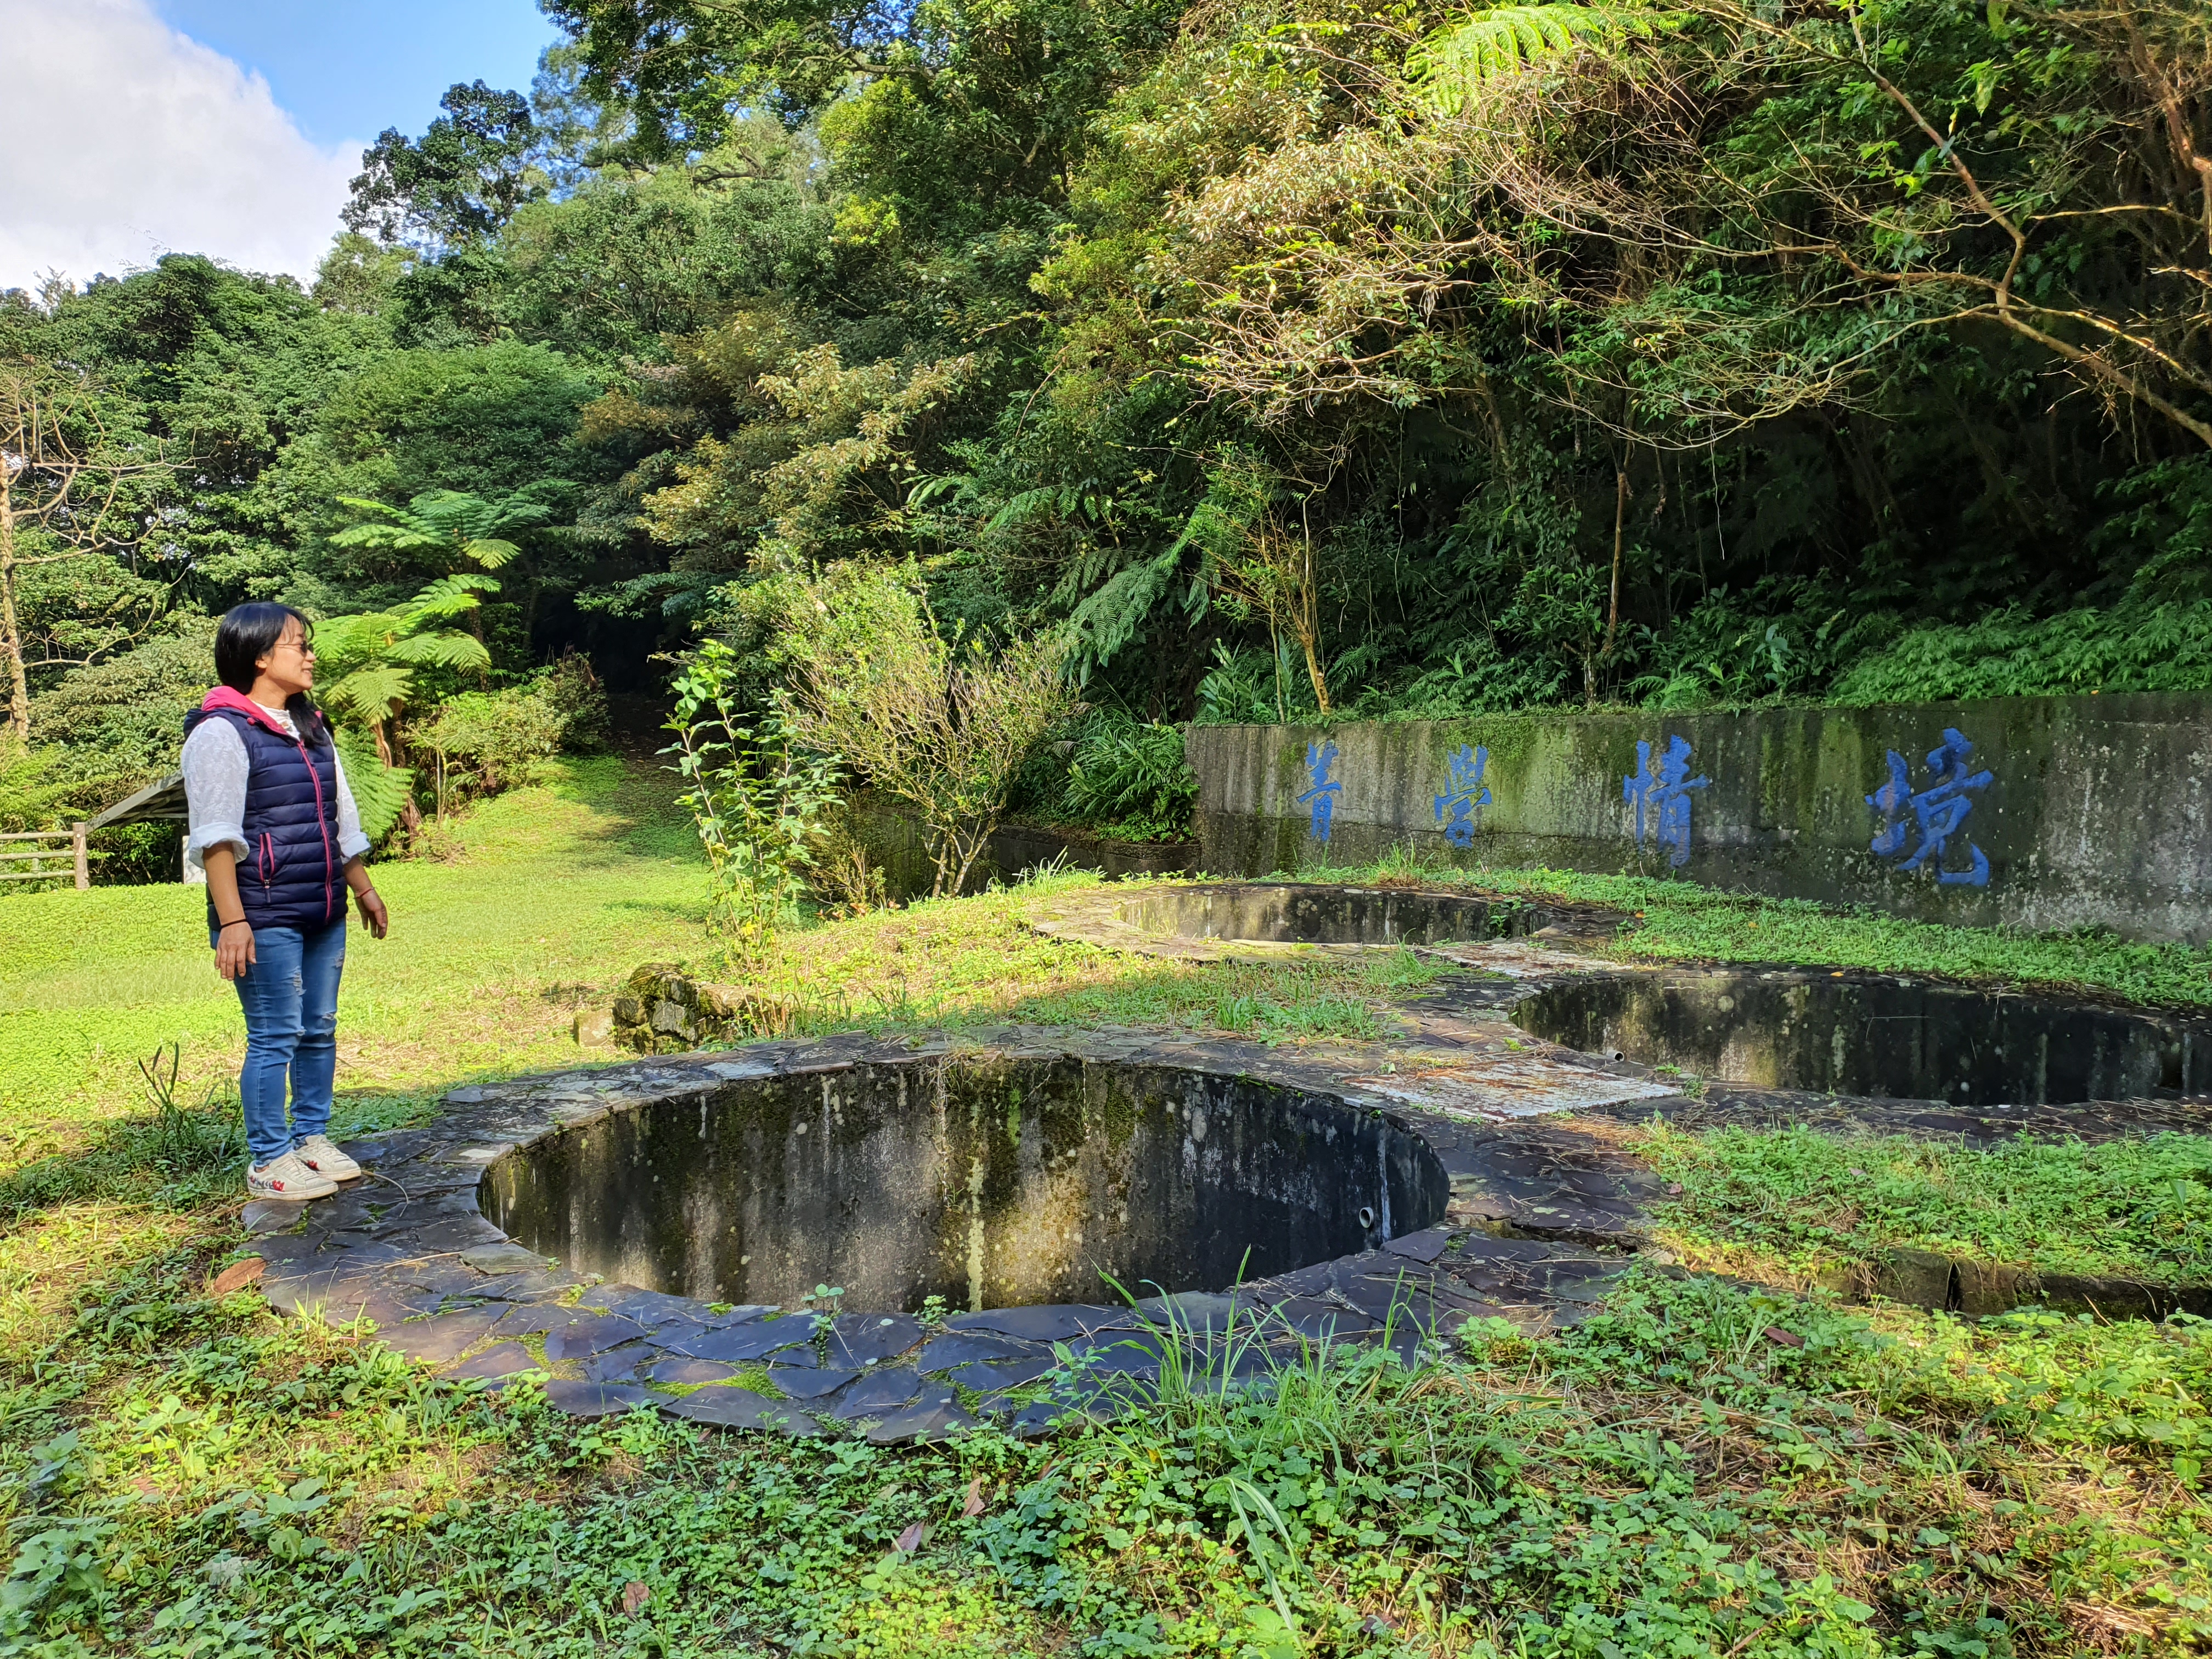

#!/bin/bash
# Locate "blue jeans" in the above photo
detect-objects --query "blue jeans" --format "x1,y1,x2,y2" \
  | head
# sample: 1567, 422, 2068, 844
222, 919, 347, 1166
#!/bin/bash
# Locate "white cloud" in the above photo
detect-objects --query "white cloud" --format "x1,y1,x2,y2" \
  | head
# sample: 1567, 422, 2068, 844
0, 0, 359, 292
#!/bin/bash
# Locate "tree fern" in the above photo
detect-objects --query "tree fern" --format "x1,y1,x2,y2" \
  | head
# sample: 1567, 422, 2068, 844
322, 664, 414, 727
385, 631, 493, 672
331, 487, 557, 572
332, 726, 415, 843
1407, 3, 1654, 115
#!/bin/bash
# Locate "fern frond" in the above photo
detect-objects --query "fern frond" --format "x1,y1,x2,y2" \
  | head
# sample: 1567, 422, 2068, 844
332, 726, 415, 843
322, 665, 413, 725
385, 630, 493, 673
309, 611, 405, 675
461, 537, 521, 569
1407, 4, 1650, 114
408, 573, 501, 613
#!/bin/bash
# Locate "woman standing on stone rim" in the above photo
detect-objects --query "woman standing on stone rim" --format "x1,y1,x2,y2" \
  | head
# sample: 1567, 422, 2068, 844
183, 603, 389, 1201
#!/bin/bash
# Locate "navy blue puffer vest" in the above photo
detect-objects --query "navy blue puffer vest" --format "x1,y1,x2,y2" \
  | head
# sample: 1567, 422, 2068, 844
184, 703, 345, 932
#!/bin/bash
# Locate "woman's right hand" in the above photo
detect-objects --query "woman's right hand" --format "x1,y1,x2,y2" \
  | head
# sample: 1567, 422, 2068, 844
216, 922, 257, 981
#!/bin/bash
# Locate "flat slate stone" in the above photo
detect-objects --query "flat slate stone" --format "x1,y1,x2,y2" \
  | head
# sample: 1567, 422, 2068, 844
823, 1367, 921, 1420
944, 1305, 1130, 1344
866, 1387, 980, 1446
916, 1333, 1044, 1372
542, 1381, 654, 1419
596, 1286, 708, 1327
493, 1304, 583, 1341
1261, 1297, 1378, 1341
664, 1316, 819, 1364
827, 1313, 924, 1369
766, 1347, 820, 1370
651, 1357, 742, 1386
1127, 1291, 1260, 1334
947, 1356, 1057, 1393
445, 1342, 541, 1381
583, 1342, 654, 1382
241, 1199, 311, 1235
1381, 1228, 1453, 1264
543, 1314, 648, 1361
379, 1307, 505, 1365
659, 1387, 820, 1437
1007, 1392, 1120, 1438
464, 1269, 580, 1304
767, 1366, 859, 1400
461, 1242, 551, 1273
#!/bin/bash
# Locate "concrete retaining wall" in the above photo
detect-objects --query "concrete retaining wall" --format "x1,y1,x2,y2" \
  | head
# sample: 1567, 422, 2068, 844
1189, 692, 2212, 945
847, 792, 1199, 899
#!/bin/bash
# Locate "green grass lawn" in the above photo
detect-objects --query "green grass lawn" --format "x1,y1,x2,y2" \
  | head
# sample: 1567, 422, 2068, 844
2, 766, 2210, 1655
1639, 1124, 2212, 1289
0, 756, 708, 1158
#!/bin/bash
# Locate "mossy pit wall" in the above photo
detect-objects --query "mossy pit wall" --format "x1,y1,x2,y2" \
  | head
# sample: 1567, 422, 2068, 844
1514, 970, 2212, 1106
846, 791, 1198, 900
1120, 883, 1551, 945
1189, 692, 2212, 944
482, 1055, 1447, 1312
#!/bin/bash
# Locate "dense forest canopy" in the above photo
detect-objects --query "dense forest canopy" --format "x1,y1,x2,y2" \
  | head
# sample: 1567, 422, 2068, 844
3, 0, 2208, 857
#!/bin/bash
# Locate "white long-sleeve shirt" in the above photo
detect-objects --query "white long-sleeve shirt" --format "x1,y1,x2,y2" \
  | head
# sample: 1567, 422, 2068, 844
182, 709, 371, 877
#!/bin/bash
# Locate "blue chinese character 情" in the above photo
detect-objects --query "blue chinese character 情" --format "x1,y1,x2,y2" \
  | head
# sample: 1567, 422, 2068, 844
1623, 735, 1709, 869
1867, 726, 1993, 887
1297, 740, 1344, 842
1432, 744, 1492, 848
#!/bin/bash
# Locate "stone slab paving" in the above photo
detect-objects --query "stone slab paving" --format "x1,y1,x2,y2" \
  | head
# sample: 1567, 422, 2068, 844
238, 902, 2212, 1443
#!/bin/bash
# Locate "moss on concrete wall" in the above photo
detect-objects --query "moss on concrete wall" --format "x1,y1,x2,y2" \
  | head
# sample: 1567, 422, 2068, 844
1189, 693, 2212, 944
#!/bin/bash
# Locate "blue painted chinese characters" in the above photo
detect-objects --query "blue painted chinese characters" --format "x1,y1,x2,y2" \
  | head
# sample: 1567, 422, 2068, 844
1299, 740, 1343, 842
1624, 735, 1708, 868
1867, 727, 1994, 887
1432, 744, 1491, 848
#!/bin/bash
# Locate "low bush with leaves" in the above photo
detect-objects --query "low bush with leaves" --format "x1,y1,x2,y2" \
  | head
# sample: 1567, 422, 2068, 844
664, 640, 839, 966
1017, 713, 1199, 841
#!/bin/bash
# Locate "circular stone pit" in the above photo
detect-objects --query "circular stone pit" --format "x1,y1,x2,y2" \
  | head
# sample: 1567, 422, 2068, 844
482, 1053, 1447, 1312
1512, 968, 2212, 1108
235, 1030, 1667, 1442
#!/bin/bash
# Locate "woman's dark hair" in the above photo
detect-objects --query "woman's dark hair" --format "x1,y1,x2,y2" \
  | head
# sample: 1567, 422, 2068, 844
213, 603, 330, 745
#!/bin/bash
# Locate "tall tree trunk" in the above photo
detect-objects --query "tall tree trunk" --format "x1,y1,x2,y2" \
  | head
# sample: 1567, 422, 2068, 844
1603, 462, 1629, 667
0, 486, 28, 742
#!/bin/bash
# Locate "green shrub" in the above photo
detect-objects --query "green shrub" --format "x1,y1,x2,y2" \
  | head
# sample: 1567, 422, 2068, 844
27, 621, 216, 774
412, 656, 609, 808
416, 684, 566, 799
1062, 717, 1197, 840
538, 648, 609, 749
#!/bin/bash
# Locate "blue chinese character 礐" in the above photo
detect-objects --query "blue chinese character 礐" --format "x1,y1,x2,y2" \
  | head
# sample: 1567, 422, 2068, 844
1867, 726, 1993, 887
1623, 735, 1709, 869
1297, 740, 1344, 842
1432, 744, 1491, 848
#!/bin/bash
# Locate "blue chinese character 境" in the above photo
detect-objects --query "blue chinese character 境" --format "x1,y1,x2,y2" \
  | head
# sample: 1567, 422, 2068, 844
1867, 726, 1993, 887
1432, 744, 1492, 848
1623, 735, 1709, 869
1297, 740, 1344, 842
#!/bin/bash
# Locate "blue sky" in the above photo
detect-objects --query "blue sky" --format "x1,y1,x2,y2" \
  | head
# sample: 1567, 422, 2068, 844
153, 0, 565, 148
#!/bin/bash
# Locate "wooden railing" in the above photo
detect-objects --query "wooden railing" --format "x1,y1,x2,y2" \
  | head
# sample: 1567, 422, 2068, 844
0, 825, 89, 889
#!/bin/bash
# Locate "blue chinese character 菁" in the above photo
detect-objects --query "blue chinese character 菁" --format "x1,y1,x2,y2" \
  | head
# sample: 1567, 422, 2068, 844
1867, 726, 1994, 887
1432, 744, 1492, 848
1623, 734, 1709, 869
1297, 740, 1344, 842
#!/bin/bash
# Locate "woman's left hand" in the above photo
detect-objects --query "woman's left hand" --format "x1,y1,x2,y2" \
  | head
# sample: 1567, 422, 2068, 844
356, 885, 390, 939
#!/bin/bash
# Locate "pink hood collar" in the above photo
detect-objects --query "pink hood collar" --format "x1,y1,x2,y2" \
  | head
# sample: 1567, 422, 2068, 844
200, 686, 296, 737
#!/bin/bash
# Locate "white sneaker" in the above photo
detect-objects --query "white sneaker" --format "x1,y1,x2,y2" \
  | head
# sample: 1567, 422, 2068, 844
246, 1149, 338, 1201
295, 1135, 363, 1182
